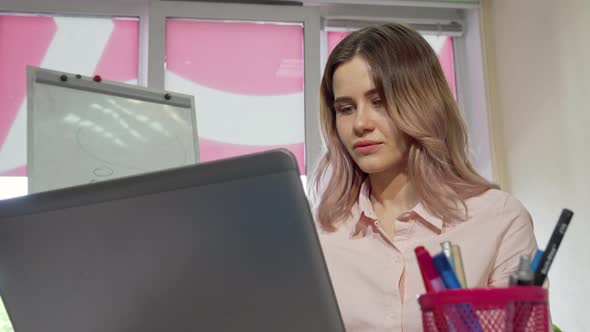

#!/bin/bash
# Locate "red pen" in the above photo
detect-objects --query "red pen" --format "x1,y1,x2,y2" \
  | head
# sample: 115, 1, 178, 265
415, 246, 446, 293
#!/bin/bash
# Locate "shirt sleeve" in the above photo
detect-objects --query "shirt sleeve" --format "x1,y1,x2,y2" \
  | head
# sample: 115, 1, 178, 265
488, 195, 539, 287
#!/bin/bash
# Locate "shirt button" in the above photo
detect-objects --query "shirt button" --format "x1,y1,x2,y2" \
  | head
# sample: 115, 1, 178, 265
398, 211, 413, 222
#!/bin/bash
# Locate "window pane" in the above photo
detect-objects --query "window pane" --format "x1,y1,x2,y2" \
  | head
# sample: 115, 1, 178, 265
165, 19, 306, 174
0, 14, 140, 199
326, 29, 456, 98
327, 31, 349, 55
423, 35, 456, 98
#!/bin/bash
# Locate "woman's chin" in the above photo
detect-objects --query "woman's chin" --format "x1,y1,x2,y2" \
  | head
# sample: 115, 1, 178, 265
357, 163, 391, 175
355, 157, 405, 175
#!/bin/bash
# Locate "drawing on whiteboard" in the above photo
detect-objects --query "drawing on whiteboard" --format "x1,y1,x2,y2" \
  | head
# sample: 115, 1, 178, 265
93, 166, 114, 177
74, 99, 189, 172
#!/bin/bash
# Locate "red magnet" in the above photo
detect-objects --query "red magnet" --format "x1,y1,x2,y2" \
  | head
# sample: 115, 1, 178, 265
93, 75, 102, 82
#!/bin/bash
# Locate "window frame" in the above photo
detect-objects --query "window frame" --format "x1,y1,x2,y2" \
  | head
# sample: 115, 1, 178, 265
451, 8, 495, 182
148, 1, 322, 176
0, 0, 149, 85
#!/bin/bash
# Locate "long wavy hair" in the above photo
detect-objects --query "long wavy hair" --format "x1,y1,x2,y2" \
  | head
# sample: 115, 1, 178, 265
313, 23, 497, 232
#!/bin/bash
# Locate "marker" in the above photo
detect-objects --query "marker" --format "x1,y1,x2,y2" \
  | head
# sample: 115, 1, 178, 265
416, 248, 457, 331
415, 246, 446, 293
530, 249, 544, 273
451, 244, 467, 288
534, 209, 574, 286
432, 253, 462, 289
441, 241, 455, 270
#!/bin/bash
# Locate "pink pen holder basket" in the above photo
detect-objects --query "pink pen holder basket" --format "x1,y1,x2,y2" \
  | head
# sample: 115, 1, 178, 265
418, 287, 549, 332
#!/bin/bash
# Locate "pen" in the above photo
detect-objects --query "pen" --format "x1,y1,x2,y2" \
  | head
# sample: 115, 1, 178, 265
530, 249, 544, 273
451, 244, 467, 288
441, 241, 455, 270
508, 255, 535, 331
432, 253, 462, 289
509, 255, 533, 286
415, 246, 446, 293
534, 209, 574, 286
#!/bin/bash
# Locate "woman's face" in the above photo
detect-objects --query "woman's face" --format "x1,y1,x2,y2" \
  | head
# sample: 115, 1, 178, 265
333, 56, 408, 175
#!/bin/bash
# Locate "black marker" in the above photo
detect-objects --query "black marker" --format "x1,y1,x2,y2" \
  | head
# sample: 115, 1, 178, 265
533, 209, 574, 286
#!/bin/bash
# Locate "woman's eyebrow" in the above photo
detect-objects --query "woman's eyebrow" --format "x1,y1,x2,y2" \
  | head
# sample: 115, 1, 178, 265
334, 89, 378, 105
333, 96, 354, 104
364, 88, 378, 97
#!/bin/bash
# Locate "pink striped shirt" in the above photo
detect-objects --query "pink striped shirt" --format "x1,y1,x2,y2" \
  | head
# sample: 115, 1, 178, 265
316, 182, 538, 331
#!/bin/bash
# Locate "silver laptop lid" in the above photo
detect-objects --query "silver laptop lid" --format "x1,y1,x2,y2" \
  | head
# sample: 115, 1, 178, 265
0, 149, 344, 332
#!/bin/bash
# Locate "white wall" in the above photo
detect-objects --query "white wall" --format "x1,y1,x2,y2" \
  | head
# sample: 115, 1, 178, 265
483, 0, 590, 330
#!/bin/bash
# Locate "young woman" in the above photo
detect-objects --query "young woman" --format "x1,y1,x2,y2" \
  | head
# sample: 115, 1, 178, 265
312, 23, 539, 331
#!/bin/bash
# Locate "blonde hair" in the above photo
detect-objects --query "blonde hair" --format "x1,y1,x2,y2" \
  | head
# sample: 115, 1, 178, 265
313, 23, 497, 232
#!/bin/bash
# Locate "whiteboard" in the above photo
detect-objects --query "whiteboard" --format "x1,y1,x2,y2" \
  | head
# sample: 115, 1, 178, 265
27, 66, 198, 194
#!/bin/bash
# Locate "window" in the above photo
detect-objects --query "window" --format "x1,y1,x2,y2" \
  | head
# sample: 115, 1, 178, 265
148, 2, 320, 188
165, 19, 306, 173
0, 13, 140, 199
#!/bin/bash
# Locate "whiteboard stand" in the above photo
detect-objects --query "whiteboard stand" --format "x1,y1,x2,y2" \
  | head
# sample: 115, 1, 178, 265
27, 66, 199, 193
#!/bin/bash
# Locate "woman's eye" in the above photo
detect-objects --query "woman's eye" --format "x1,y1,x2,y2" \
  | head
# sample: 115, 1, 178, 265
336, 106, 354, 114
372, 99, 383, 107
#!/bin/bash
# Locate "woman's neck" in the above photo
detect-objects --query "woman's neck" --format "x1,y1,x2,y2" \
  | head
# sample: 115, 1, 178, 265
369, 170, 419, 213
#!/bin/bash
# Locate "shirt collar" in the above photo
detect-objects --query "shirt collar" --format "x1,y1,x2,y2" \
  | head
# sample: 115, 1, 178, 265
355, 180, 444, 232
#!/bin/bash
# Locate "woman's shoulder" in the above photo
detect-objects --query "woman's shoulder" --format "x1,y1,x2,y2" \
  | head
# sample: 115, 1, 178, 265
465, 188, 531, 223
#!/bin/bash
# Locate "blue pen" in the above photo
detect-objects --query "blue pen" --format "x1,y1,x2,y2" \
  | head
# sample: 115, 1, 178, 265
433, 253, 462, 289
433, 253, 484, 332
530, 250, 544, 273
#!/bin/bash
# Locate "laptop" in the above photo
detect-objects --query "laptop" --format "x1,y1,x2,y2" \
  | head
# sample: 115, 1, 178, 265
0, 149, 345, 332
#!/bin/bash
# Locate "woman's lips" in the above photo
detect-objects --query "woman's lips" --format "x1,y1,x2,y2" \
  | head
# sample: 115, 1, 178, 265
353, 142, 383, 154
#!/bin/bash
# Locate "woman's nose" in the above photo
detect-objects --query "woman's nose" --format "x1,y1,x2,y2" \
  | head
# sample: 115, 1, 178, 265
353, 104, 375, 135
